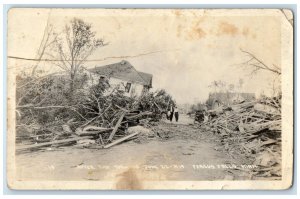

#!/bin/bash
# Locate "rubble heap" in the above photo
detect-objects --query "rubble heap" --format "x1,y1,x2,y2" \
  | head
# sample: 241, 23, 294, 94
16, 78, 174, 152
200, 96, 282, 179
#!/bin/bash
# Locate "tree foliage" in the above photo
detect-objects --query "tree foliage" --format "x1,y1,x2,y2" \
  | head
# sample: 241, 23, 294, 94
53, 18, 106, 94
139, 89, 175, 113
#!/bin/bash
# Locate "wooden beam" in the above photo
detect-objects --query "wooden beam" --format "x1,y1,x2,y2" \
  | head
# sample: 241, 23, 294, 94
114, 104, 129, 112
108, 111, 126, 141
83, 126, 112, 132
125, 111, 152, 120
99, 134, 104, 145
104, 132, 140, 149
16, 136, 93, 151
153, 101, 162, 112
75, 128, 113, 136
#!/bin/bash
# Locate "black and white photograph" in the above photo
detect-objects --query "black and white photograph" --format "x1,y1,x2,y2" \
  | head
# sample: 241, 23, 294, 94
6, 8, 293, 190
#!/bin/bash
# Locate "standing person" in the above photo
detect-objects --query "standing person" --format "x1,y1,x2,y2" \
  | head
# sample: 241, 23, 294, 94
174, 106, 179, 122
167, 108, 171, 120
169, 105, 174, 122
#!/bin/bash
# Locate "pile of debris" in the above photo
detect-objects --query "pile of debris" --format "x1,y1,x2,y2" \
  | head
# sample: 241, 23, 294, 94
16, 79, 174, 153
200, 96, 282, 179
16, 108, 156, 153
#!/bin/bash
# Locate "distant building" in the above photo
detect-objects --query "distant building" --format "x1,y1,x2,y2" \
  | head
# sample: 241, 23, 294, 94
208, 92, 256, 109
88, 60, 153, 97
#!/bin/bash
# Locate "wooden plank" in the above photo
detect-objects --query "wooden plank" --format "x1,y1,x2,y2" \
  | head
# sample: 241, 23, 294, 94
108, 111, 126, 141
104, 132, 140, 149
259, 139, 278, 147
153, 101, 162, 112
16, 136, 93, 151
83, 126, 112, 132
125, 111, 152, 120
114, 104, 130, 112
99, 134, 104, 145
75, 128, 113, 136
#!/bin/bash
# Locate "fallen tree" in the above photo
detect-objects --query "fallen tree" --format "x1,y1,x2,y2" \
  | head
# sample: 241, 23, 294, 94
15, 74, 175, 151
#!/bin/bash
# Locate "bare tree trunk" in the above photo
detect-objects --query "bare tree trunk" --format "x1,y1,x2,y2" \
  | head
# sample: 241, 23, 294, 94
69, 72, 75, 100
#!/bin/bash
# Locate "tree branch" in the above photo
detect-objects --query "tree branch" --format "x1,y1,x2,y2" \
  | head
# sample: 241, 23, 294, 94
240, 49, 281, 76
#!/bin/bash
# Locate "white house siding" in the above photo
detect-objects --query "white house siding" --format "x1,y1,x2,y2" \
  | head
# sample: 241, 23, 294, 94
86, 73, 145, 97
109, 77, 144, 97
131, 83, 144, 97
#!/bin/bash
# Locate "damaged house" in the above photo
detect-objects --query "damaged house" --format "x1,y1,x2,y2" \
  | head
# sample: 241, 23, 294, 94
88, 60, 153, 97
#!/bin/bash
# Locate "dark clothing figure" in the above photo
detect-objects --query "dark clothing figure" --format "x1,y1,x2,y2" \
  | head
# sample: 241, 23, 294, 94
175, 112, 179, 122
170, 111, 174, 122
169, 106, 175, 122
174, 106, 179, 122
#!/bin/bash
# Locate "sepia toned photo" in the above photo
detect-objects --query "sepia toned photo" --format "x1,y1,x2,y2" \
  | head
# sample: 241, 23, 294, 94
6, 8, 293, 190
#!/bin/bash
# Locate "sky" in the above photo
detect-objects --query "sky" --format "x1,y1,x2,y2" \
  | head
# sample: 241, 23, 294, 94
8, 9, 289, 104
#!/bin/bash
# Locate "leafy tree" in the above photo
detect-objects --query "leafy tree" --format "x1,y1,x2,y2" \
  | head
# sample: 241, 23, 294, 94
54, 18, 106, 95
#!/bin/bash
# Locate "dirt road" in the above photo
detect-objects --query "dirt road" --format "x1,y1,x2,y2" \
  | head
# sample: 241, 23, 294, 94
16, 114, 250, 184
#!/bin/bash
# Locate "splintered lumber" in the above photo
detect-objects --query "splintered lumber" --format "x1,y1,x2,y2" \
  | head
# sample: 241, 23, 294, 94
254, 103, 281, 115
16, 136, 93, 151
259, 139, 278, 147
200, 96, 282, 179
104, 132, 140, 149
75, 127, 113, 136
153, 101, 162, 112
99, 134, 104, 145
108, 111, 126, 141
231, 101, 256, 109
83, 126, 112, 132
125, 111, 152, 120
114, 104, 130, 112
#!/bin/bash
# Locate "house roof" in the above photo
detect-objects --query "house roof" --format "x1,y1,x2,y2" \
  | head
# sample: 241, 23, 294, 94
138, 71, 153, 87
89, 60, 152, 87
